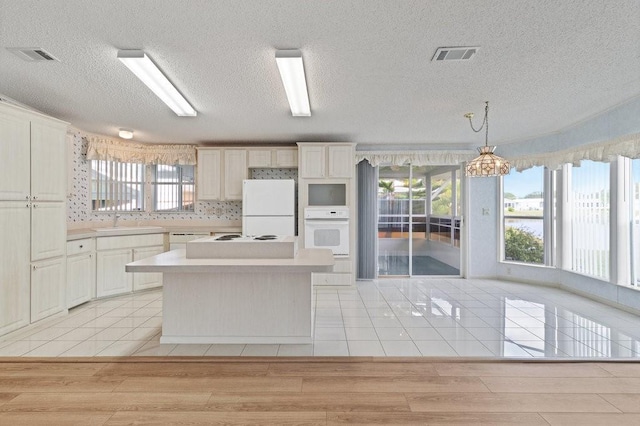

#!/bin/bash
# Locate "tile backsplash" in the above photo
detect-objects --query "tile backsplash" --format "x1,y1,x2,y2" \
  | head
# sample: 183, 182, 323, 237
67, 132, 298, 227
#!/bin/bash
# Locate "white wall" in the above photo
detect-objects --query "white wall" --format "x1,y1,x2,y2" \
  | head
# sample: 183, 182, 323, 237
466, 176, 499, 278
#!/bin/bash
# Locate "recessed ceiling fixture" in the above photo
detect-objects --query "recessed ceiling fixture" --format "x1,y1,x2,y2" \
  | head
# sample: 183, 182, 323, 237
432, 46, 479, 62
118, 129, 134, 139
7, 47, 59, 62
464, 101, 510, 177
275, 49, 311, 117
117, 50, 197, 117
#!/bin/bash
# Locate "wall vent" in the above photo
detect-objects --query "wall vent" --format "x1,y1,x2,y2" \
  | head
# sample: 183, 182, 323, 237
432, 46, 479, 62
7, 47, 59, 62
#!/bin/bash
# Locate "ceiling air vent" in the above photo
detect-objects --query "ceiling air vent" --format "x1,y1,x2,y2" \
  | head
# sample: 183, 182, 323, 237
432, 46, 479, 62
7, 47, 59, 62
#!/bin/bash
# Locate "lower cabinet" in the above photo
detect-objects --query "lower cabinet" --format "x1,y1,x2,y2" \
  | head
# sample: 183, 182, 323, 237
96, 248, 133, 298
31, 256, 65, 323
66, 238, 95, 309
133, 246, 164, 291
96, 233, 166, 298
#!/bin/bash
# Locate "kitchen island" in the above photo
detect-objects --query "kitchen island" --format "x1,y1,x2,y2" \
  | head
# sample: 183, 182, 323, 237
126, 247, 334, 344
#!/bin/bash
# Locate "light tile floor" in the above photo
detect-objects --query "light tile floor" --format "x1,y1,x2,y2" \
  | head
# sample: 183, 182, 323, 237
2, 278, 640, 358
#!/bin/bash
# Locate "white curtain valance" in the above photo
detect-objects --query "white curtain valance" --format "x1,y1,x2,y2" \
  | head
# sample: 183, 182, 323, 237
86, 137, 197, 165
509, 132, 640, 171
355, 150, 476, 167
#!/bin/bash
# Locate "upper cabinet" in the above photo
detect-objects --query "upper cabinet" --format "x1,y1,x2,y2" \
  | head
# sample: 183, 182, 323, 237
196, 148, 222, 200
196, 148, 247, 201
223, 149, 247, 200
298, 143, 355, 179
30, 118, 67, 201
0, 103, 67, 201
247, 147, 298, 168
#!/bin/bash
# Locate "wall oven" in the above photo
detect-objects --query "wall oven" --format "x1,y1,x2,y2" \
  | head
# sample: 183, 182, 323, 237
304, 206, 349, 256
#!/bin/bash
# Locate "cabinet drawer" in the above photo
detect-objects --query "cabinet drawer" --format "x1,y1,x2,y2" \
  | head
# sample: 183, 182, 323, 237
333, 258, 352, 273
66, 238, 94, 256
96, 233, 164, 251
313, 273, 352, 286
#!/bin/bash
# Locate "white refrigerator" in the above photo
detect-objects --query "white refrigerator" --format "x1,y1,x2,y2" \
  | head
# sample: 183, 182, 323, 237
242, 179, 295, 236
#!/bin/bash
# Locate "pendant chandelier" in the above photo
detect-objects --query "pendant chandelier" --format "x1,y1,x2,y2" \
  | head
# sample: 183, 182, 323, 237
464, 101, 510, 177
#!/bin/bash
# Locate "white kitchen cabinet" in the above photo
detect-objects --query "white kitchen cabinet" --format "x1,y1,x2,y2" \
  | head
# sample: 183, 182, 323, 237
31, 202, 66, 261
0, 102, 68, 336
299, 145, 326, 178
96, 248, 133, 298
196, 148, 221, 200
0, 108, 30, 201
31, 256, 66, 323
96, 233, 165, 298
0, 202, 31, 335
30, 118, 67, 201
197, 148, 247, 201
327, 145, 354, 178
133, 246, 164, 291
66, 239, 95, 309
223, 149, 247, 200
247, 150, 272, 168
247, 147, 298, 168
298, 143, 354, 179
275, 148, 298, 167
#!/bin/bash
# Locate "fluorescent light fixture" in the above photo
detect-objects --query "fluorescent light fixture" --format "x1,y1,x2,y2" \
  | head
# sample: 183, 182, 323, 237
117, 50, 197, 117
118, 129, 133, 139
275, 49, 311, 117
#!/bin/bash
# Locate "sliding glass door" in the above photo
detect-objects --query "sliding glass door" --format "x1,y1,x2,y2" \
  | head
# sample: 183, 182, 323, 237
377, 165, 461, 276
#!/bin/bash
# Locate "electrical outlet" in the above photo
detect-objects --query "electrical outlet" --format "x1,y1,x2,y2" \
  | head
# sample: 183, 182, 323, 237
482, 208, 490, 216
506, 267, 512, 275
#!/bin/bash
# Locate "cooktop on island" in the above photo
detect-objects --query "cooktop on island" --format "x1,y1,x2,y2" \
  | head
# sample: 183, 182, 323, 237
186, 235, 298, 259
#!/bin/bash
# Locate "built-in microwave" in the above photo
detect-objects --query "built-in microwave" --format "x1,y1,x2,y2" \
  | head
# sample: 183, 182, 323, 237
308, 183, 346, 206
303, 206, 349, 256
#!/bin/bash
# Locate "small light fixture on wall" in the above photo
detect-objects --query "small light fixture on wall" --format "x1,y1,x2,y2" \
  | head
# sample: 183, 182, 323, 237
119, 129, 134, 139
464, 101, 510, 177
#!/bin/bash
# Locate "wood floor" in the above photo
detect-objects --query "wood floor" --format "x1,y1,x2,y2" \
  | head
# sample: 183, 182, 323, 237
1, 357, 640, 425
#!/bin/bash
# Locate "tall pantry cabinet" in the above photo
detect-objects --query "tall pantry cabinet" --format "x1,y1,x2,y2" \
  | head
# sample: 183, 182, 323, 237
0, 102, 68, 335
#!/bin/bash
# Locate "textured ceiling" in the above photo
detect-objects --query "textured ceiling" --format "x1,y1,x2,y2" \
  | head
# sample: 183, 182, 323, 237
1, 0, 639, 146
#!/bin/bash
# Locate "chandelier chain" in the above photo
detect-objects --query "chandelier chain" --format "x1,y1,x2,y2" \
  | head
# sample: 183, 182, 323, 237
468, 101, 489, 147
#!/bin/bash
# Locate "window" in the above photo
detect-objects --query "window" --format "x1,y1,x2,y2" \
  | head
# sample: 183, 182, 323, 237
569, 160, 610, 279
91, 160, 144, 211
503, 166, 545, 264
154, 165, 195, 212
632, 159, 640, 286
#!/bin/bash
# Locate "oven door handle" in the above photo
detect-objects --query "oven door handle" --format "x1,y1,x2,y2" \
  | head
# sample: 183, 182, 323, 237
304, 219, 349, 226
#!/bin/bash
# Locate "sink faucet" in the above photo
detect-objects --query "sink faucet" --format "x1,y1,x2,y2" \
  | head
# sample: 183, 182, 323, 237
113, 212, 121, 227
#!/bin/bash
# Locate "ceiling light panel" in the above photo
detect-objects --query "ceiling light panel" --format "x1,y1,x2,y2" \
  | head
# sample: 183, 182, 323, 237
275, 49, 311, 117
117, 50, 197, 117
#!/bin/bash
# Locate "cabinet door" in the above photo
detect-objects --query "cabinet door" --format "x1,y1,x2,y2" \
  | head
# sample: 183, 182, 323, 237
30, 118, 67, 201
31, 202, 66, 261
96, 249, 133, 298
328, 145, 354, 178
0, 110, 30, 201
223, 149, 247, 200
133, 246, 164, 291
247, 149, 272, 168
196, 149, 221, 200
31, 256, 66, 322
275, 149, 298, 168
67, 253, 94, 309
300, 145, 325, 178
0, 202, 31, 335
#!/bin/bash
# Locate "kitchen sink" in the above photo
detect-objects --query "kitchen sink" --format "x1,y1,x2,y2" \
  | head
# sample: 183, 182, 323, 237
93, 226, 164, 235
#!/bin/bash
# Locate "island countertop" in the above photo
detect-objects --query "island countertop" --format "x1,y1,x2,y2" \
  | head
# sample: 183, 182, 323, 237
126, 248, 335, 273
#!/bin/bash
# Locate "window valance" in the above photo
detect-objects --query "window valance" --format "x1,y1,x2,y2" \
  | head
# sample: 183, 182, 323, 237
86, 136, 197, 165
509, 132, 640, 171
355, 150, 476, 167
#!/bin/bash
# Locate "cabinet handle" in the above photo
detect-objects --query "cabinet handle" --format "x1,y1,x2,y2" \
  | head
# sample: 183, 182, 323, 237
26, 204, 30, 208
32, 196, 37, 200
79, 245, 84, 249
32, 265, 37, 271
25, 195, 29, 200
33, 204, 37, 208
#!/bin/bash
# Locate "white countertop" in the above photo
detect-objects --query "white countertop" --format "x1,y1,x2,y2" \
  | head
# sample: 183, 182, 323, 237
125, 248, 335, 273
67, 225, 242, 241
